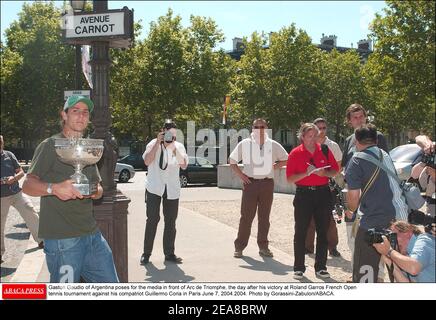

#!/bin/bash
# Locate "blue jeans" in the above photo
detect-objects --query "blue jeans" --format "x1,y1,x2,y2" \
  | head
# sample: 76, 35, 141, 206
44, 231, 119, 283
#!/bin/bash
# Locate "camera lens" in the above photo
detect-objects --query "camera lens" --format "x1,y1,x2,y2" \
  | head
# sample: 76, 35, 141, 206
164, 131, 174, 143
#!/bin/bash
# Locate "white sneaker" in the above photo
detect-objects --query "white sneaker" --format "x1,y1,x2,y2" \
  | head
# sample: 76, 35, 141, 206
233, 250, 243, 258
316, 270, 330, 278
293, 271, 304, 280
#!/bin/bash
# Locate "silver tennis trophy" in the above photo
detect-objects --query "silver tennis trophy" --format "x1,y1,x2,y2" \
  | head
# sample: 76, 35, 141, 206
54, 138, 104, 195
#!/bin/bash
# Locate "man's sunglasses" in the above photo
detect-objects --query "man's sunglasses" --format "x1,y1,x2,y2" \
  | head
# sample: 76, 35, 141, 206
253, 126, 265, 129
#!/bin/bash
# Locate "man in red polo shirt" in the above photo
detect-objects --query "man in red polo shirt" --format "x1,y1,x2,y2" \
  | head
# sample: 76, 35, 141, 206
305, 118, 343, 258
286, 123, 339, 280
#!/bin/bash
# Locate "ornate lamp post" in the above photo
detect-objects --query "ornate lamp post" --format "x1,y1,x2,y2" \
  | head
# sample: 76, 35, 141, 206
69, 1, 86, 90
89, 0, 130, 282
70, 0, 86, 11
62, 0, 134, 282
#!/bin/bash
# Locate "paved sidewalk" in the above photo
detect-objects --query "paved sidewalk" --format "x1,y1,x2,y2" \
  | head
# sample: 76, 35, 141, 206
5, 172, 353, 283
125, 185, 337, 282
1, 192, 43, 283
10, 237, 45, 282
128, 204, 319, 282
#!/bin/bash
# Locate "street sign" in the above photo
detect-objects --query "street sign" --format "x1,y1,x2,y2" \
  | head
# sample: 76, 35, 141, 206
62, 7, 134, 48
64, 12, 124, 38
64, 90, 91, 100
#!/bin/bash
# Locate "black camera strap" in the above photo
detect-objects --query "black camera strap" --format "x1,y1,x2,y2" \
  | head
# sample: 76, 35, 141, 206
386, 251, 396, 283
386, 260, 413, 283
159, 144, 168, 170
350, 153, 381, 237
358, 154, 381, 208
387, 264, 395, 283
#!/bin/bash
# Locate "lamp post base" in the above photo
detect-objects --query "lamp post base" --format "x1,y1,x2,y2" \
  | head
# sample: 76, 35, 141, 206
93, 190, 130, 282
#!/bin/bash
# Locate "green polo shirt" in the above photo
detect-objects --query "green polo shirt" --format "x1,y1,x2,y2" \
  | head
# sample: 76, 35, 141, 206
28, 133, 101, 239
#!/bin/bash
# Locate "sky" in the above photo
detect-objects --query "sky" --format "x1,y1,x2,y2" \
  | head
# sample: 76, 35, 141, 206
0, 1, 387, 51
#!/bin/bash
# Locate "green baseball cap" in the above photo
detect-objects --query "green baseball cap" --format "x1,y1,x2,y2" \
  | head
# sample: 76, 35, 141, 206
64, 95, 94, 113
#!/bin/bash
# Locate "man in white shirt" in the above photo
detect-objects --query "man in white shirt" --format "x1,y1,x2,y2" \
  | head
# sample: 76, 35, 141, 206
229, 118, 288, 258
140, 120, 188, 265
315, 119, 343, 164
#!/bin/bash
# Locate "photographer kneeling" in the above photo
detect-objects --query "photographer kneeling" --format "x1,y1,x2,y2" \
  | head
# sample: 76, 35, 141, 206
373, 217, 435, 283
411, 135, 435, 217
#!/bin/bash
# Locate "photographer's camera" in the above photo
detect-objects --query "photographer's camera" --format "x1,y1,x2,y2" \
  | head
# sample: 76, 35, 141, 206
162, 119, 176, 144
408, 210, 436, 234
365, 228, 398, 249
421, 151, 435, 169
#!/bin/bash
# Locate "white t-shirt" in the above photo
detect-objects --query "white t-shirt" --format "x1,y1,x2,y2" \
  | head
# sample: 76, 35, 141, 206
229, 133, 288, 179
143, 139, 188, 200
323, 136, 343, 162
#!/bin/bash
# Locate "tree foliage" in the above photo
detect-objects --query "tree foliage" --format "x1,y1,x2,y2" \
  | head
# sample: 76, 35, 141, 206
230, 32, 269, 129
110, 9, 234, 141
319, 49, 365, 141
267, 26, 324, 129
231, 26, 324, 132
1, 1, 75, 148
363, 0, 435, 136
2, 1, 434, 149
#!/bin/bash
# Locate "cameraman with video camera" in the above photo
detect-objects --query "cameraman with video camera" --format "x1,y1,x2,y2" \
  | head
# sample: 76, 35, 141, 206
140, 120, 188, 265
411, 135, 435, 217
373, 216, 435, 283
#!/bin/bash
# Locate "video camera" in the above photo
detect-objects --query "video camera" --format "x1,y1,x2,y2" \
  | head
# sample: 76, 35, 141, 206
364, 228, 398, 249
421, 151, 435, 169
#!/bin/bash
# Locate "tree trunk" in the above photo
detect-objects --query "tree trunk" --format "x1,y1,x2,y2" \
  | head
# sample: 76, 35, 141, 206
335, 119, 341, 143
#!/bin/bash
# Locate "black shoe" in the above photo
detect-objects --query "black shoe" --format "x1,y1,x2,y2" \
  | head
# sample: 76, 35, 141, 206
165, 254, 183, 264
329, 248, 341, 257
259, 248, 274, 257
140, 253, 150, 265
316, 270, 331, 278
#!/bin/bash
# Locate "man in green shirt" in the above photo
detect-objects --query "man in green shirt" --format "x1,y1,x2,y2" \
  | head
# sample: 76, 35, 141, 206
23, 96, 118, 283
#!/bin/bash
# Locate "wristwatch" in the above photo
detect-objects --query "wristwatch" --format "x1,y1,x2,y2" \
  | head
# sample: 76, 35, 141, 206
47, 183, 53, 195
387, 248, 394, 258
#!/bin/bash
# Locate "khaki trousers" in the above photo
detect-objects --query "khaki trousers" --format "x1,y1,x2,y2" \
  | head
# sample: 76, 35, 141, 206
1, 191, 40, 256
234, 179, 274, 251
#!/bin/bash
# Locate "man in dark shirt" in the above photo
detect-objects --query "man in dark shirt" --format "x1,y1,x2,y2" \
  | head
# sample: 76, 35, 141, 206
1, 135, 41, 263
341, 104, 388, 169
345, 124, 406, 282
22, 96, 118, 283
341, 103, 388, 282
